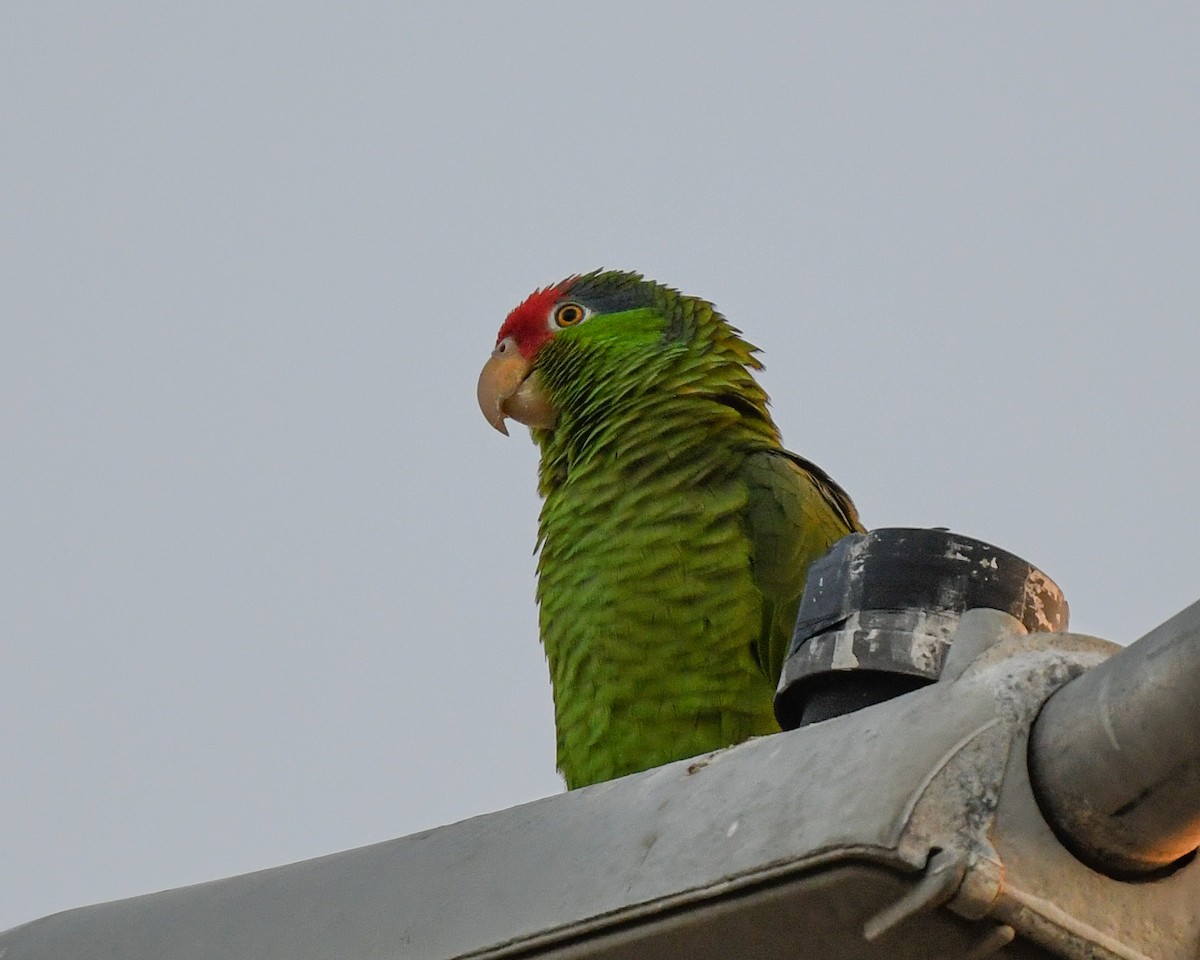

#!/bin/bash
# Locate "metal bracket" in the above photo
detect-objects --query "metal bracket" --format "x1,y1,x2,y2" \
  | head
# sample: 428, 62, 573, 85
862, 848, 965, 941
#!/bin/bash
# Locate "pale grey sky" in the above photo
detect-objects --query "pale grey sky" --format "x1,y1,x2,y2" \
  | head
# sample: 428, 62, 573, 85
2, 1, 1197, 932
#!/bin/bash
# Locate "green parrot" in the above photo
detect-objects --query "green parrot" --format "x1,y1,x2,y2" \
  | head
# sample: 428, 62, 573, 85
477, 270, 863, 789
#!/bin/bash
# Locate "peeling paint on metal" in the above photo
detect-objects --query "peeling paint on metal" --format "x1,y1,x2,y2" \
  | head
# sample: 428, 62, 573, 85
831, 633, 860, 670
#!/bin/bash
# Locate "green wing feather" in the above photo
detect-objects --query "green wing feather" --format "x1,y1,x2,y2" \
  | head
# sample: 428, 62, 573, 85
741, 450, 865, 685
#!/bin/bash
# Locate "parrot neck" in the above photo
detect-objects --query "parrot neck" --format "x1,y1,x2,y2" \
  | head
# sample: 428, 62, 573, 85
531, 310, 781, 497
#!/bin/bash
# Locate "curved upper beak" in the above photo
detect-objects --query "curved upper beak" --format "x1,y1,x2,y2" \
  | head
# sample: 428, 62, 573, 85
476, 337, 558, 435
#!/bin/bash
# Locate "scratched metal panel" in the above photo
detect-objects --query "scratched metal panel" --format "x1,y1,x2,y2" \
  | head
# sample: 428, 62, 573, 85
0, 681, 995, 960
6, 616, 1200, 960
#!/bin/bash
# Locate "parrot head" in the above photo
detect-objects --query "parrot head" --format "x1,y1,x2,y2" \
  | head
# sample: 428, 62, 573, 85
477, 270, 768, 438
475, 279, 570, 436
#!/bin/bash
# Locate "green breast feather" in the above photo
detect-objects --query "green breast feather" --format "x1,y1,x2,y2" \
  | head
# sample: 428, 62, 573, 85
481, 270, 862, 789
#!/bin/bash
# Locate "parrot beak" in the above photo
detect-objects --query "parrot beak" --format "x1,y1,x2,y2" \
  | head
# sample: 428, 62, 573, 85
477, 337, 558, 435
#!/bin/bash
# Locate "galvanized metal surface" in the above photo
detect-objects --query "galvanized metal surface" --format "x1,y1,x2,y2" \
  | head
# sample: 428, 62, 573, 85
526, 864, 1052, 960
5, 605, 1200, 960
1029, 598, 1200, 876
0, 696, 945, 960
914, 624, 1200, 960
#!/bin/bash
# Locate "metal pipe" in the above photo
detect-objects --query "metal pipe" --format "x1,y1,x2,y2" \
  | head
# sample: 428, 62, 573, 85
1029, 598, 1200, 877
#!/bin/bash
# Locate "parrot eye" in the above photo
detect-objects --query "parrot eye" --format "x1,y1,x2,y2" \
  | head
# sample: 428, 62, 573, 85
551, 302, 589, 329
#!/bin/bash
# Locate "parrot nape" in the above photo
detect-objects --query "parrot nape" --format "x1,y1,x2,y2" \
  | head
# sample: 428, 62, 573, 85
477, 270, 863, 790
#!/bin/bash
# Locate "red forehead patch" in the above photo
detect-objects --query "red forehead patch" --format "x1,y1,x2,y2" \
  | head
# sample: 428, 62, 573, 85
496, 280, 572, 358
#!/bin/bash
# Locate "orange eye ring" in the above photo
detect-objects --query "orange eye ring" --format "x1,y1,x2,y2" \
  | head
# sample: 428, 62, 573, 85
553, 302, 587, 327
